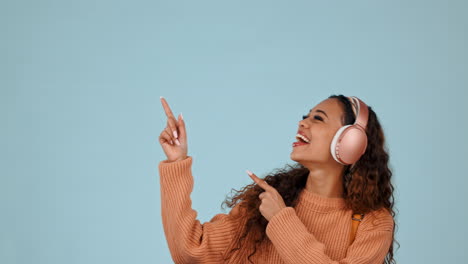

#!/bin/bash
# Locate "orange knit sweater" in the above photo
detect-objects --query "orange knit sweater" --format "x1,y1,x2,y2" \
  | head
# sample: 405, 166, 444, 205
159, 156, 394, 264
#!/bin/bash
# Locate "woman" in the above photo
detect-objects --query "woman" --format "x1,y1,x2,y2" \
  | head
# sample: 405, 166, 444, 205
158, 94, 398, 264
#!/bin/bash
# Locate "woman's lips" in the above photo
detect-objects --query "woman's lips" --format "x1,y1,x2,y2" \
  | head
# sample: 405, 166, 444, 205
292, 141, 309, 147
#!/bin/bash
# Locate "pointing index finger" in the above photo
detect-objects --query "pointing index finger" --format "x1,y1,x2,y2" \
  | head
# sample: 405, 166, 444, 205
247, 170, 271, 191
160, 97, 176, 118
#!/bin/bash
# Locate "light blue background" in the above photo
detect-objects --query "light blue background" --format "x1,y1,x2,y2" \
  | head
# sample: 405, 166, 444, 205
2, 0, 467, 263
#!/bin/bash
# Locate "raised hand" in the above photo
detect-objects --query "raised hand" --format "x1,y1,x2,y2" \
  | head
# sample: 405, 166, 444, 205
247, 170, 287, 221
159, 96, 188, 162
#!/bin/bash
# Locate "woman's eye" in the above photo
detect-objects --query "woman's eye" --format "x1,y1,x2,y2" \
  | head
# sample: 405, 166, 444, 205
302, 115, 323, 121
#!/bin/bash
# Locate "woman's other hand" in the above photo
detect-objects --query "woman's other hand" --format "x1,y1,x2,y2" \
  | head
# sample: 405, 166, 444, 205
158, 97, 188, 162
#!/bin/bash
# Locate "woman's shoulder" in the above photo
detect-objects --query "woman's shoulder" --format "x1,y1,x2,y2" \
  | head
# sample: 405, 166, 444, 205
360, 207, 395, 233
211, 201, 248, 223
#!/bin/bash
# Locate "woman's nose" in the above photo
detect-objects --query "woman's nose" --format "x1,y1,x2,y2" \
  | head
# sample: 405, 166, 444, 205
299, 119, 308, 127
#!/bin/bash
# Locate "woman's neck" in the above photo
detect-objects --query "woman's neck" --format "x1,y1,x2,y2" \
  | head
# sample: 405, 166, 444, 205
304, 166, 344, 198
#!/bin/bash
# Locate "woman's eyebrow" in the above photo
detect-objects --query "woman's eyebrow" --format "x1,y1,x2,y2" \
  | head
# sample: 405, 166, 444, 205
309, 109, 328, 119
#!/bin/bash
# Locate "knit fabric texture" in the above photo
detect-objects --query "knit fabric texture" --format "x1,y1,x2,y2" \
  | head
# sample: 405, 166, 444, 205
159, 156, 394, 264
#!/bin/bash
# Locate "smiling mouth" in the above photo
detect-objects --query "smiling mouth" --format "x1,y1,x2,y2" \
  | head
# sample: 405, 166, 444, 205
295, 133, 311, 143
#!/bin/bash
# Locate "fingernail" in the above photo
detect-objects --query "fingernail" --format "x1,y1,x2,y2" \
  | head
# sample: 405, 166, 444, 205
180, 113, 183, 120
160, 96, 164, 99
175, 139, 181, 146
173, 130, 178, 139
246, 170, 252, 176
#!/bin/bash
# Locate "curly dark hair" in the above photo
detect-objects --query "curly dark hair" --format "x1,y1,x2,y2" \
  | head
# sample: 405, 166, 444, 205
220, 94, 399, 263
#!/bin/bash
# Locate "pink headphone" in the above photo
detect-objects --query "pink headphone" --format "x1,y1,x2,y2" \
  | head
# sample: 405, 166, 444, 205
330, 96, 369, 167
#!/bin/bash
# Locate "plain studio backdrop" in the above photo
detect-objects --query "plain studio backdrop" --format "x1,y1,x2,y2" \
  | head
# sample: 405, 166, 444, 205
1, 0, 467, 263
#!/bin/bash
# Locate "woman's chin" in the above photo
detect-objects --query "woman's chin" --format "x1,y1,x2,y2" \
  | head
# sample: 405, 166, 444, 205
290, 152, 302, 162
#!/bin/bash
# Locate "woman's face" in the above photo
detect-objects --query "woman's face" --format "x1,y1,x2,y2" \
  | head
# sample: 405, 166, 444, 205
290, 98, 347, 166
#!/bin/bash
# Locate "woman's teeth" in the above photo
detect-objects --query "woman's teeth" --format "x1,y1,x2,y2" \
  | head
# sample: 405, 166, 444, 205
295, 134, 310, 143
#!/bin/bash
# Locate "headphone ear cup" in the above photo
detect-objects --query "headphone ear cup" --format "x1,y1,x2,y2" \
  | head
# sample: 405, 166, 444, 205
336, 125, 368, 165
330, 125, 351, 165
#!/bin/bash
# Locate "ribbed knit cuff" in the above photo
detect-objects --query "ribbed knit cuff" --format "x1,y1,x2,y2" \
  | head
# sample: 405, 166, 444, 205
158, 156, 193, 190
267, 207, 309, 238
158, 156, 194, 203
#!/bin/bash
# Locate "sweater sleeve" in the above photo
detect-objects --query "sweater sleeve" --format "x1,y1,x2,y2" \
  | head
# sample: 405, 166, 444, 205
158, 156, 244, 264
265, 207, 394, 264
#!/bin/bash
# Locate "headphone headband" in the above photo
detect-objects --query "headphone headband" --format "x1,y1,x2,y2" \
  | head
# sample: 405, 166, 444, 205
348, 96, 369, 132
